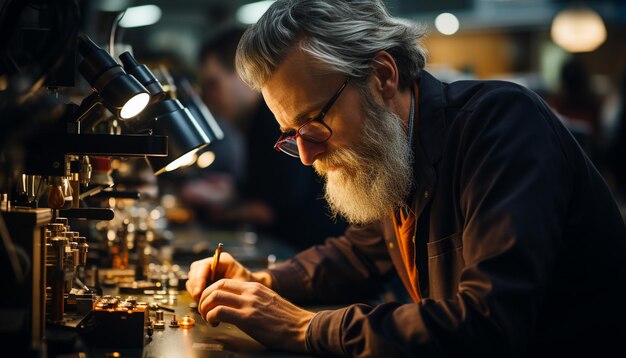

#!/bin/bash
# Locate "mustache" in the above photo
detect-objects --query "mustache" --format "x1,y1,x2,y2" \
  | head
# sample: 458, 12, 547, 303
314, 147, 361, 176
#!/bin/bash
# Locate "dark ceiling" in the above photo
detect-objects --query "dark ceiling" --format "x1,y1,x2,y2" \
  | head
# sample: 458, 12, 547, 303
88, 0, 625, 72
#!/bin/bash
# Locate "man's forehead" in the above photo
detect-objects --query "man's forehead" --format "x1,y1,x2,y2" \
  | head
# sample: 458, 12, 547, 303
261, 48, 340, 127
265, 49, 328, 91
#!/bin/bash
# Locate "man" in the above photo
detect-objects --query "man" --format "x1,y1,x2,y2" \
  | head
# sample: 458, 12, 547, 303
186, 1, 626, 356
180, 26, 347, 249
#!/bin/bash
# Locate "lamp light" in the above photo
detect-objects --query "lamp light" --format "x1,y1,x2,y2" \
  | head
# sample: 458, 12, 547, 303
118, 52, 166, 104
118, 5, 162, 28
435, 13, 459, 36
136, 99, 210, 175
236, 1, 276, 25
551, 6, 607, 53
77, 35, 150, 119
119, 52, 215, 175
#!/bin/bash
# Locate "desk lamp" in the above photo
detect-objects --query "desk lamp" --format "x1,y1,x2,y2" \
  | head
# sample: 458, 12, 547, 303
119, 52, 214, 175
77, 35, 150, 120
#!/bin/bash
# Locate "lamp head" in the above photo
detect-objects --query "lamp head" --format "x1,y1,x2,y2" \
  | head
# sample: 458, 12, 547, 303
137, 98, 211, 175
77, 35, 149, 119
119, 51, 166, 104
117, 55, 221, 175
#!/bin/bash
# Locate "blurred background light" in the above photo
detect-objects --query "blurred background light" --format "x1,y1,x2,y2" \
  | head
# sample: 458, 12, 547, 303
236, 1, 276, 24
435, 12, 460, 35
551, 6, 607, 53
119, 5, 163, 28
196, 151, 216, 169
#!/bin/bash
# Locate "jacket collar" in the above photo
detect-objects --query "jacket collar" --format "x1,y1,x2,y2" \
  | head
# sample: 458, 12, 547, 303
416, 70, 446, 166
406, 71, 446, 219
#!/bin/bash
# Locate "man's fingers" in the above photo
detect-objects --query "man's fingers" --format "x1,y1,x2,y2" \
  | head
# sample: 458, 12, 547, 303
186, 258, 212, 300
198, 287, 244, 318
205, 305, 240, 327
185, 280, 195, 299
198, 279, 245, 304
198, 279, 223, 304
188, 258, 211, 281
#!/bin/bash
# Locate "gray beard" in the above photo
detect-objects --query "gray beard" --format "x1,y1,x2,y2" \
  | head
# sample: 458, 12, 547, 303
314, 86, 414, 225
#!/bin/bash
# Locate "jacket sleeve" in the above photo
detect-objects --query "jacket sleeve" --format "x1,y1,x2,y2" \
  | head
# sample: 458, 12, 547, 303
267, 222, 395, 305
305, 85, 573, 357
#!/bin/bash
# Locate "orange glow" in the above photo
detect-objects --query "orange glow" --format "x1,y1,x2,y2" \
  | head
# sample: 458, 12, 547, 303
178, 315, 195, 328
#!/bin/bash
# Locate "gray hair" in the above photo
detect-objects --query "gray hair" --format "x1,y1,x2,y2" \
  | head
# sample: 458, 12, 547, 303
235, 0, 427, 90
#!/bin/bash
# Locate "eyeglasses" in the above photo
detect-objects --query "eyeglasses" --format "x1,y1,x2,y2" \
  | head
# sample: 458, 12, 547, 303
274, 77, 351, 157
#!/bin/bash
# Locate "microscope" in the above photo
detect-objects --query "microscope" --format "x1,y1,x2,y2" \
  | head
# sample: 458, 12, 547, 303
0, 1, 221, 356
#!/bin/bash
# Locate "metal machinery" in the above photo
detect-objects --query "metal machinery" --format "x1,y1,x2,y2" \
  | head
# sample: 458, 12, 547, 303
0, 1, 221, 356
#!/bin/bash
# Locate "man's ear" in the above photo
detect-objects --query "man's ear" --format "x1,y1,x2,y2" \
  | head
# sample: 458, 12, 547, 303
371, 50, 399, 100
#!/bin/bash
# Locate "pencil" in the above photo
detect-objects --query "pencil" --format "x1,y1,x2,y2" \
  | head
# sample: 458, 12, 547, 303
209, 243, 223, 282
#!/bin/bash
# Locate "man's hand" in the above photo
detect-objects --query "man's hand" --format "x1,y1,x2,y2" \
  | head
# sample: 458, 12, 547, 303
186, 252, 272, 301
198, 279, 315, 353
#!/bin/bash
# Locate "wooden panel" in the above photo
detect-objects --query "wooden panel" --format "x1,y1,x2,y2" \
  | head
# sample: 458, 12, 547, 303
423, 31, 513, 79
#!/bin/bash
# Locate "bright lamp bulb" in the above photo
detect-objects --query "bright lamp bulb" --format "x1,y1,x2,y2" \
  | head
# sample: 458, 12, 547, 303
551, 7, 607, 53
164, 148, 200, 173
435, 13, 459, 36
120, 92, 150, 119
236, 1, 275, 24
119, 5, 162, 28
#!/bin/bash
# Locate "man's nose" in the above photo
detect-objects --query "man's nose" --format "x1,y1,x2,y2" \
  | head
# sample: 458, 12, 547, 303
297, 137, 325, 166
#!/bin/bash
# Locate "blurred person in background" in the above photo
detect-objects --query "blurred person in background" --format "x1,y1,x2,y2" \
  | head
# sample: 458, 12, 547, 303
184, 1, 626, 356
549, 58, 603, 159
179, 26, 347, 250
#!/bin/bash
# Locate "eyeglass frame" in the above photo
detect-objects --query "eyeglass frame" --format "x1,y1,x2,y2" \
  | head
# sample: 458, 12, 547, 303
273, 76, 351, 157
